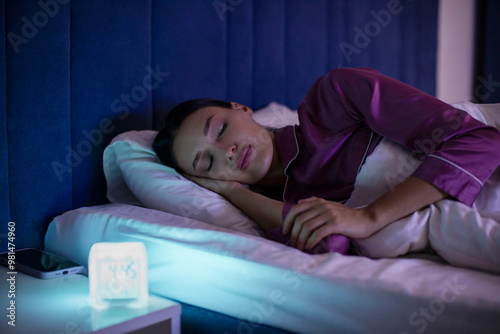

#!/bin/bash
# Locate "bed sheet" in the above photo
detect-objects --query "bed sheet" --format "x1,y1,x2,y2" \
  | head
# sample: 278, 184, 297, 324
45, 204, 500, 334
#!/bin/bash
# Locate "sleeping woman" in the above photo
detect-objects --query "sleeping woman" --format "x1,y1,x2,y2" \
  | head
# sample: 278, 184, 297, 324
153, 67, 500, 273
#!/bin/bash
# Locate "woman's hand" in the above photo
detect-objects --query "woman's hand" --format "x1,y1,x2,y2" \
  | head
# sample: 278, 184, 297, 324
282, 197, 378, 251
184, 174, 284, 230
282, 177, 448, 252
183, 174, 245, 197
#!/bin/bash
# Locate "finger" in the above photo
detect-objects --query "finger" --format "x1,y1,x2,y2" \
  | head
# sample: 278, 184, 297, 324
183, 175, 218, 192
297, 196, 318, 204
205, 179, 221, 191
289, 207, 324, 247
295, 216, 329, 251
305, 223, 337, 251
283, 206, 300, 235
283, 200, 320, 235
183, 174, 205, 186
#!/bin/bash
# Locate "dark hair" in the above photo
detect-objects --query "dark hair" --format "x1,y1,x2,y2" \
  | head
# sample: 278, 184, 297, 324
153, 98, 233, 173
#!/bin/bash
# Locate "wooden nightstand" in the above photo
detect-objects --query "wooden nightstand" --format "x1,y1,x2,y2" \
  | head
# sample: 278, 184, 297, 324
0, 265, 181, 333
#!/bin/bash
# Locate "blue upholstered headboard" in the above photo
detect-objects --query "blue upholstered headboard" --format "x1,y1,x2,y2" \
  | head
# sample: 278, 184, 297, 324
1, 0, 440, 252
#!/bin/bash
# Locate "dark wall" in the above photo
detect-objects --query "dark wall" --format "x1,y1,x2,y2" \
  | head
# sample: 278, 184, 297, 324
1, 0, 439, 251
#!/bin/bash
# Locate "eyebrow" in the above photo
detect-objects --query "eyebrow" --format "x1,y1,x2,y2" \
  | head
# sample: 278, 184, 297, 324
204, 115, 214, 136
192, 115, 214, 171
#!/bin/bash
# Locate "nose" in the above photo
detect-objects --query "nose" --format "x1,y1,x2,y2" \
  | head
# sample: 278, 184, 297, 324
225, 145, 237, 161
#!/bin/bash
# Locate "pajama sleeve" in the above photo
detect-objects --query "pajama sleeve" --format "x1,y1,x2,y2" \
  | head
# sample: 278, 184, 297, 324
301, 67, 500, 206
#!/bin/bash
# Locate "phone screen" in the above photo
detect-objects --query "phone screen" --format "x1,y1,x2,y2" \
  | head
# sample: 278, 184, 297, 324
0, 249, 80, 272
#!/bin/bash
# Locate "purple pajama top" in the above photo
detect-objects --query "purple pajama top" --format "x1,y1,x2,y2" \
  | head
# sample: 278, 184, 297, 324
266, 67, 500, 255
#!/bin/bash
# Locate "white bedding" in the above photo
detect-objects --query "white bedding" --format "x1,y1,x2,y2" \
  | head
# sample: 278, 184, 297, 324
45, 203, 500, 333
102, 101, 500, 272
45, 101, 500, 333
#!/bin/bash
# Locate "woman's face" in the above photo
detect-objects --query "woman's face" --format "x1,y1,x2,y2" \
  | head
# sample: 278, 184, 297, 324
173, 103, 275, 184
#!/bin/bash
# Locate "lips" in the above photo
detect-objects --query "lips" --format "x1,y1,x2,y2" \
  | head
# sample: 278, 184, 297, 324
237, 145, 253, 170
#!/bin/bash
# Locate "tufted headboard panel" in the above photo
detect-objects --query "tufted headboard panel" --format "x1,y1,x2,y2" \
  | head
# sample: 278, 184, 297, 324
1, 0, 438, 251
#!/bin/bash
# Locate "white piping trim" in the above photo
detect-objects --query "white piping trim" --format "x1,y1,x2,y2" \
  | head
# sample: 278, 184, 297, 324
428, 154, 483, 186
282, 127, 300, 202
356, 132, 374, 176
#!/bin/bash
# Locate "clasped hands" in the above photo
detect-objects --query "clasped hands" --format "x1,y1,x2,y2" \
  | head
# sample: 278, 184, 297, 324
283, 197, 378, 251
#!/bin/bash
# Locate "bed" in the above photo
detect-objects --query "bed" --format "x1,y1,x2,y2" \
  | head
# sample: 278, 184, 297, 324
3, 1, 500, 333
44, 101, 500, 333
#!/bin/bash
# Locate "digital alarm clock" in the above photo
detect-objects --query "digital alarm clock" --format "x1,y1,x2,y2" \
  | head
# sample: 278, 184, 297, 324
88, 242, 148, 309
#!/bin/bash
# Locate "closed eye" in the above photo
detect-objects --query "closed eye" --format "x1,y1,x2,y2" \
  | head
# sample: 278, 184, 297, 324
218, 123, 227, 138
207, 155, 214, 172
207, 123, 226, 172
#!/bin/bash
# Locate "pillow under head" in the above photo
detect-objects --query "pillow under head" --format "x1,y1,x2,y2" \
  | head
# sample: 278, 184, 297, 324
103, 102, 299, 237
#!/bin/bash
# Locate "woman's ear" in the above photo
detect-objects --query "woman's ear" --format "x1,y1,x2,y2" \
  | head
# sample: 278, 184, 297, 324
230, 102, 253, 116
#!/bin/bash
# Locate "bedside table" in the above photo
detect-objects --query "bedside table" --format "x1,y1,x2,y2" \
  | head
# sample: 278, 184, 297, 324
0, 265, 181, 333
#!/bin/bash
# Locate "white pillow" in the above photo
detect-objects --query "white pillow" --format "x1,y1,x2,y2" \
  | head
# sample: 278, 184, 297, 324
252, 101, 299, 128
103, 102, 298, 237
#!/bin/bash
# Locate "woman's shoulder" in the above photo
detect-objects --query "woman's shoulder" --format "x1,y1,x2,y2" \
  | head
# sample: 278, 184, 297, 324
318, 67, 382, 82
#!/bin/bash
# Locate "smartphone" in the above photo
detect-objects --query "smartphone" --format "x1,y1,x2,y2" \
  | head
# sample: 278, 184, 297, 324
0, 248, 87, 279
